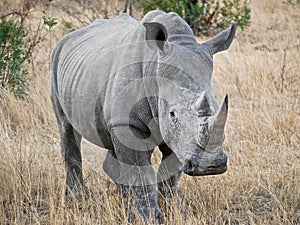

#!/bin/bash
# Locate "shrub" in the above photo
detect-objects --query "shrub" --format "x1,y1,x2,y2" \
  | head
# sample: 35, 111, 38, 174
135, 0, 251, 35
0, 19, 30, 99
0, 10, 57, 99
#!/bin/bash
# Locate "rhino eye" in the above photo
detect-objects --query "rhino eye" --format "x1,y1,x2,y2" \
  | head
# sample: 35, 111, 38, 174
170, 111, 176, 117
169, 107, 178, 124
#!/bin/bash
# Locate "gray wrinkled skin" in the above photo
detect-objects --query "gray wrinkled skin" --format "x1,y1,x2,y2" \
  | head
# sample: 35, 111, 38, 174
50, 10, 237, 223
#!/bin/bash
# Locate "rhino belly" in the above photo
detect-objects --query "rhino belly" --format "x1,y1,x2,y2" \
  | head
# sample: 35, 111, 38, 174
58, 67, 110, 148
71, 92, 105, 147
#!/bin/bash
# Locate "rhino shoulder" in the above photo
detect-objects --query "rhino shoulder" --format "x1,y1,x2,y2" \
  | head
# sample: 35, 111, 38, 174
91, 13, 137, 26
116, 13, 137, 22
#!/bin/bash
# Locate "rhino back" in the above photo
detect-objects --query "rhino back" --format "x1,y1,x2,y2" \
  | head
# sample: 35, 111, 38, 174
51, 14, 147, 147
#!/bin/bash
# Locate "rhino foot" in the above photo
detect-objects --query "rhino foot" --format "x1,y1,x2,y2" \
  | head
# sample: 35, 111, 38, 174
65, 184, 91, 201
128, 206, 164, 224
116, 184, 130, 198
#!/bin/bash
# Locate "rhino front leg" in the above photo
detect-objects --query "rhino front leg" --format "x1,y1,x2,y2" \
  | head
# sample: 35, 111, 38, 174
129, 185, 164, 223
103, 149, 129, 197
110, 127, 164, 224
52, 96, 87, 198
157, 143, 183, 199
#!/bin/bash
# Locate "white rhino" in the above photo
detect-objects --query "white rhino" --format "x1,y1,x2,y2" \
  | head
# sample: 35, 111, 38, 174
50, 10, 236, 223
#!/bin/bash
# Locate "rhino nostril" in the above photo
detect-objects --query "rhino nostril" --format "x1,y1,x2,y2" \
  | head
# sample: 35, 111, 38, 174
184, 160, 194, 175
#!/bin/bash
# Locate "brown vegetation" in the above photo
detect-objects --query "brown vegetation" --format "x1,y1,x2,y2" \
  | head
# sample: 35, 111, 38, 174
0, 0, 299, 224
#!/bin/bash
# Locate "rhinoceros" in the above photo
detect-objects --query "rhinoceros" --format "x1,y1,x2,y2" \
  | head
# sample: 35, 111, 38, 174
50, 10, 236, 223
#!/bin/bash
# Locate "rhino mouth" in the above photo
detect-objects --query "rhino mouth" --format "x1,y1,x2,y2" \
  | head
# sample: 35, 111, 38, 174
183, 152, 228, 176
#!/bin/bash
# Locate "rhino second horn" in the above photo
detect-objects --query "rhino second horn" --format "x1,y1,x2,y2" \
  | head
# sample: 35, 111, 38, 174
193, 91, 211, 116
208, 95, 228, 144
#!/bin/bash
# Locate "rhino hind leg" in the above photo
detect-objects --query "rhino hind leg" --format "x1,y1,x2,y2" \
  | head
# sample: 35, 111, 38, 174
62, 124, 89, 199
51, 96, 88, 199
157, 143, 183, 200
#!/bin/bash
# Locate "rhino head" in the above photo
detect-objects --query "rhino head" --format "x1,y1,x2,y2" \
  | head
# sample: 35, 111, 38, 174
166, 93, 229, 176
157, 89, 230, 176
144, 17, 237, 176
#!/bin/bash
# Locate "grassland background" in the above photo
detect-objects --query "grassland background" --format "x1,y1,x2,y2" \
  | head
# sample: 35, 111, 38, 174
0, 0, 299, 224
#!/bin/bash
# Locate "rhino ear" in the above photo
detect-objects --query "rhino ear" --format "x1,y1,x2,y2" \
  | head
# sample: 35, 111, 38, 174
143, 22, 168, 53
203, 24, 237, 55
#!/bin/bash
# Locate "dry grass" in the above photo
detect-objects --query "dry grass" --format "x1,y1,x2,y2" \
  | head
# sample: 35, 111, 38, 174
1, 0, 299, 224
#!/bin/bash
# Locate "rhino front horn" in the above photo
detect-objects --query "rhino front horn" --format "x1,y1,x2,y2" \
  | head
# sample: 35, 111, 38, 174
208, 95, 228, 145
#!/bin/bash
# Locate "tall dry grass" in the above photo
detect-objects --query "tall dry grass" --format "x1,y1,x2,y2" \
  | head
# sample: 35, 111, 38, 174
0, 0, 299, 224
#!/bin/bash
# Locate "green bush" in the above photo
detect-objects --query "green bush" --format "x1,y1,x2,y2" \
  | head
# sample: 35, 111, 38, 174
0, 11, 57, 99
135, 0, 251, 35
0, 19, 30, 99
